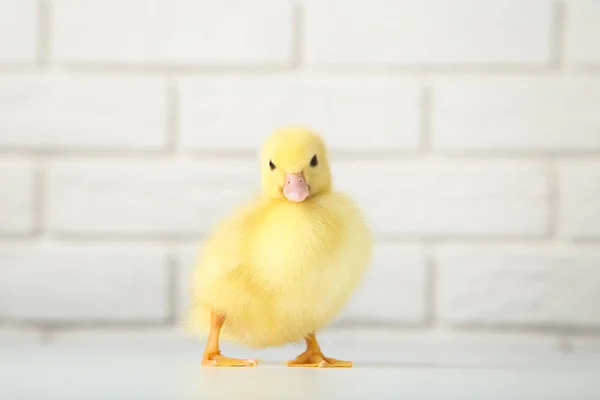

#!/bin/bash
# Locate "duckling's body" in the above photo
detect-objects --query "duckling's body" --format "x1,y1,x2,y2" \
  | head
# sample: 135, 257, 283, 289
186, 127, 372, 367
189, 191, 370, 349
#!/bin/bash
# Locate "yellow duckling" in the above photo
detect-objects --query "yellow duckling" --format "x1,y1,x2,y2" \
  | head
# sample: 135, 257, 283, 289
186, 126, 372, 367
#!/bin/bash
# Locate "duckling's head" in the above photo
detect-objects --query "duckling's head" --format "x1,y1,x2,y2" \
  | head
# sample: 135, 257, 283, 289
260, 126, 332, 202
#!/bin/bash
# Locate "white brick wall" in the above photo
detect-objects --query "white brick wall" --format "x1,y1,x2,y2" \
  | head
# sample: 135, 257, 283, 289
1, 0, 599, 347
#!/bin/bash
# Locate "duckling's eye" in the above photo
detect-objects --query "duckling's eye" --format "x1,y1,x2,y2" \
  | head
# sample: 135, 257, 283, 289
269, 160, 276, 170
310, 154, 318, 167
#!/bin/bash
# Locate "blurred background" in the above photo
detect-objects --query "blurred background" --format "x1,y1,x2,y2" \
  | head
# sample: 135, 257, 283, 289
1, 0, 600, 397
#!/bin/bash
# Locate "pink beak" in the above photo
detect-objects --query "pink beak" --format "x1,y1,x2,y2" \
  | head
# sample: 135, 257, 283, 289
283, 172, 309, 202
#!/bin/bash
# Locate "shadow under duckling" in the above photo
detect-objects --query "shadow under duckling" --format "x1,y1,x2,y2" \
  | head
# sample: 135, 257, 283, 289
185, 126, 372, 367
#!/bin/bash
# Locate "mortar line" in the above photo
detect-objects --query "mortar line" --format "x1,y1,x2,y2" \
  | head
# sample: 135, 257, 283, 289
3, 62, 597, 77
331, 320, 430, 331
37, 0, 51, 67
53, 64, 296, 75
5, 317, 600, 338
3, 235, 599, 249
0, 65, 43, 74
43, 324, 599, 339
50, 64, 551, 75
291, 0, 304, 69
166, 79, 180, 155
421, 323, 600, 336
552, 0, 567, 70
419, 85, 433, 153
166, 250, 178, 326
33, 161, 46, 236
547, 160, 561, 240
3, 320, 185, 330
2, 148, 600, 161
18, 324, 587, 341
425, 244, 438, 328
34, 232, 560, 244
0, 149, 180, 158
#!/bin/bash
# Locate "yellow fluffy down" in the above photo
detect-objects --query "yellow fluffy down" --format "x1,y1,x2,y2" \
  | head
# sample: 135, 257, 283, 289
184, 127, 372, 349
186, 194, 371, 349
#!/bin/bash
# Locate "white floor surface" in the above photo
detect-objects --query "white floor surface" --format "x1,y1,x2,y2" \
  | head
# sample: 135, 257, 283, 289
1, 329, 599, 400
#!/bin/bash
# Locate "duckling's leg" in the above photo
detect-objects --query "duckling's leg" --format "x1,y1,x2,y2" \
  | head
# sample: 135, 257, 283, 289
286, 333, 352, 368
201, 310, 258, 367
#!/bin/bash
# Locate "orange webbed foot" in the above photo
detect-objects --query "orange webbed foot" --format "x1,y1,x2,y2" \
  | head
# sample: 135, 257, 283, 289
286, 350, 352, 368
202, 352, 259, 367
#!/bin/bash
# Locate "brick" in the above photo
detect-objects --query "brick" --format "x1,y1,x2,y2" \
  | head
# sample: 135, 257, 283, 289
437, 246, 600, 328
304, 0, 553, 66
47, 160, 258, 235
0, 0, 38, 63
432, 77, 600, 152
179, 76, 422, 151
332, 160, 549, 237
566, 0, 600, 65
53, 0, 292, 65
337, 244, 428, 324
560, 162, 600, 239
0, 76, 167, 150
0, 244, 169, 322
0, 160, 35, 234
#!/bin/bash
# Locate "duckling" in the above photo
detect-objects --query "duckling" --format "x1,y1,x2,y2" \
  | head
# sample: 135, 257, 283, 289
186, 126, 372, 367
